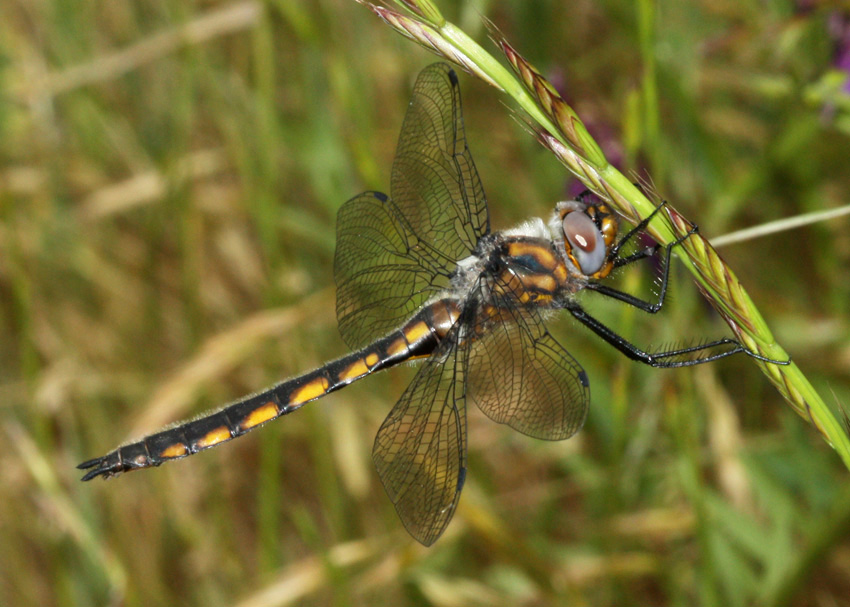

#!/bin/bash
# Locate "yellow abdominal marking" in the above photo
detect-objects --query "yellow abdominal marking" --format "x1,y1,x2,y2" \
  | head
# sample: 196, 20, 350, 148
339, 359, 369, 382
160, 443, 188, 458
289, 376, 330, 405
404, 321, 430, 344
240, 402, 279, 430
196, 426, 231, 448
365, 352, 379, 367
386, 337, 408, 357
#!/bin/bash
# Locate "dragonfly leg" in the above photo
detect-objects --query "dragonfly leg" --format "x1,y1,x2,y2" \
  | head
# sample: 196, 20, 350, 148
565, 302, 789, 367
588, 225, 699, 314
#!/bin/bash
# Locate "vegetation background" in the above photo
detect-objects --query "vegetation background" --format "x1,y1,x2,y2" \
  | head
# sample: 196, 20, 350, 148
2, 0, 849, 605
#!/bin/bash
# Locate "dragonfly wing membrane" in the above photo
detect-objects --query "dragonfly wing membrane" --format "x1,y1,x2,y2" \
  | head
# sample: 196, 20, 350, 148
391, 63, 489, 264
335, 191, 446, 350
372, 333, 468, 546
467, 295, 590, 441
334, 64, 490, 350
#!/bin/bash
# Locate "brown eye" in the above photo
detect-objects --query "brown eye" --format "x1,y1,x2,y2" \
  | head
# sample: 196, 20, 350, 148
563, 211, 606, 275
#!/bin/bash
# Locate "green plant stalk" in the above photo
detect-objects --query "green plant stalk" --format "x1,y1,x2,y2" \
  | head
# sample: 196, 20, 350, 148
357, 0, 850, 469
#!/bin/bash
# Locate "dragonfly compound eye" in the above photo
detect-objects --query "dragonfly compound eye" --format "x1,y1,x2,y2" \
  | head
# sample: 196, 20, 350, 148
563, 210, 607, 276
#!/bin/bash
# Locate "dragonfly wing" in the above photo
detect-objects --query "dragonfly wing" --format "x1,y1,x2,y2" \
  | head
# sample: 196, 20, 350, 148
335, 191, 447, 349
334, 63, 489, 349
391, 63, 489, 264
466, 290, 590, 441
372, 330, 468, 546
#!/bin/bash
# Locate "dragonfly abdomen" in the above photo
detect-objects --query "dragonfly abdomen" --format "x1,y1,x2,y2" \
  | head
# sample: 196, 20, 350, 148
78, 299, 462, 481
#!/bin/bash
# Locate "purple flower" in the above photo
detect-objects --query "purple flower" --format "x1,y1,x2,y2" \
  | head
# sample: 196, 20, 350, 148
828, 12, 850, 93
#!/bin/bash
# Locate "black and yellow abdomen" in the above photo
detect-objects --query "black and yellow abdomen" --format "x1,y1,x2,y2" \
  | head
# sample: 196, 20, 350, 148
78, 299, 462, 480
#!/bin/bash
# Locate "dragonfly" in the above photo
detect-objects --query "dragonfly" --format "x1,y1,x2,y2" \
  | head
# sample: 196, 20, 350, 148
79, 63, 786, 546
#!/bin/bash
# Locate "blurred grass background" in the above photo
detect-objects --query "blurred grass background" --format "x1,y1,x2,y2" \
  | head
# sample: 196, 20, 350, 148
2, 0, 850, 605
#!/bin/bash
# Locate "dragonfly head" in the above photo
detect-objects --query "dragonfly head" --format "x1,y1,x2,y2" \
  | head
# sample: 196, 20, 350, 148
554, 196, 618, 280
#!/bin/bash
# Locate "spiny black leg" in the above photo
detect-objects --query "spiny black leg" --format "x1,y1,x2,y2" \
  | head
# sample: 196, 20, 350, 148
589, 226, 699, 314
584, 283, 662, 312
565, 303, 789, 367
612, 244, 660, 270
609, 200, 700, 270
607, 201, 670, 260
574, 206, 788, 366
